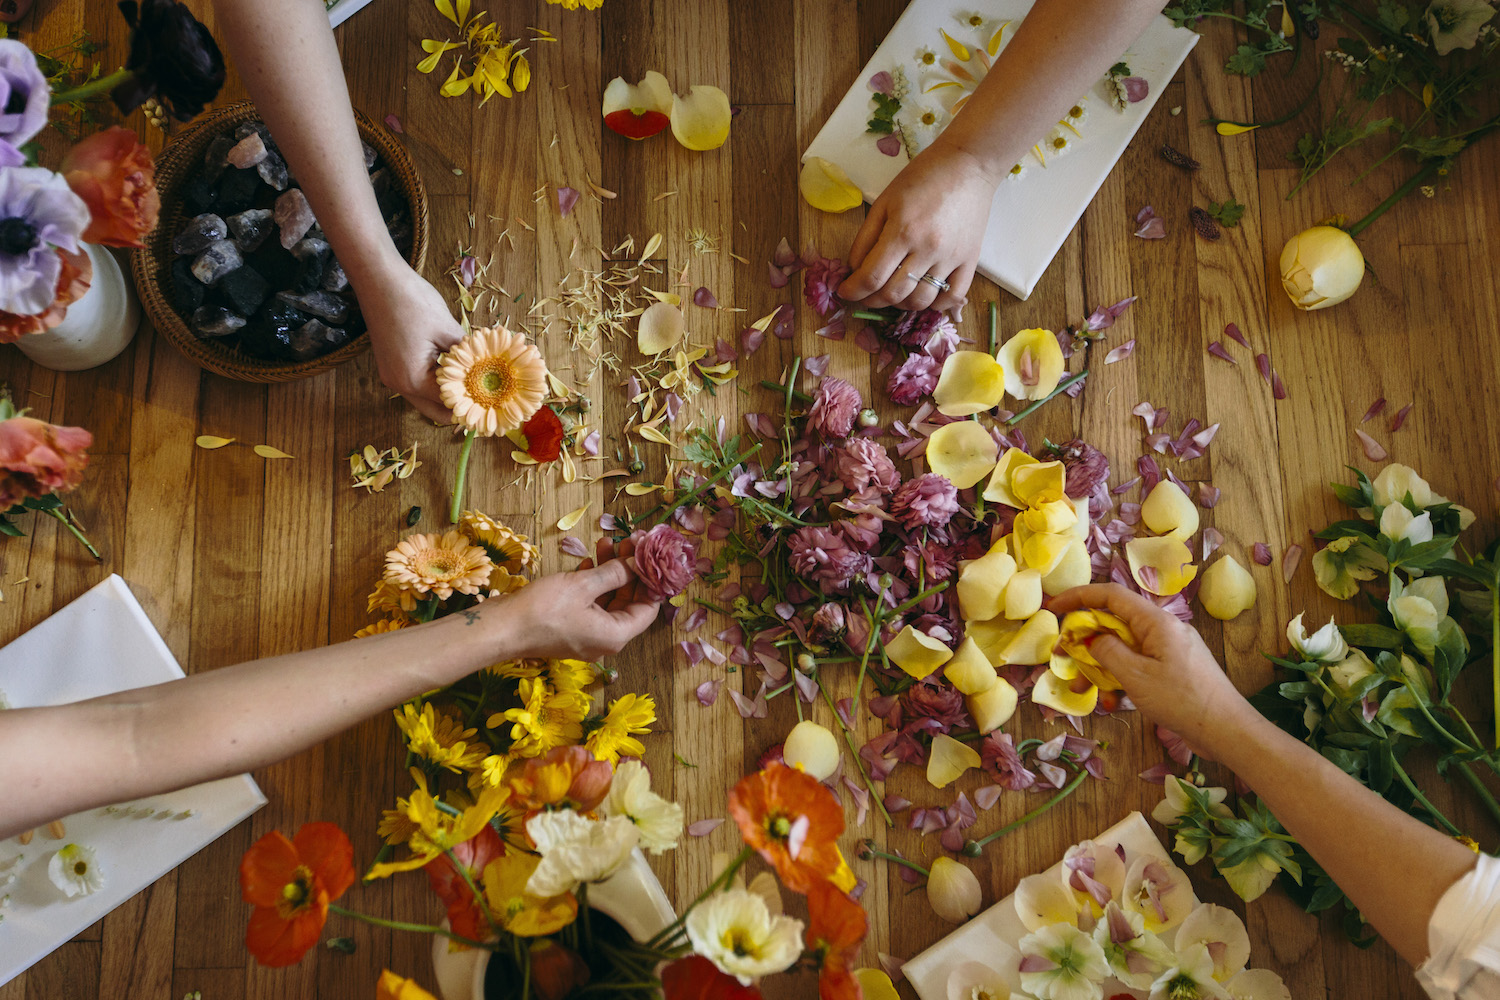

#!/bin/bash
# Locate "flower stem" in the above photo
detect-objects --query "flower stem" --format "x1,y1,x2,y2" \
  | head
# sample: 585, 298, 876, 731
987, 301, 998, 355
46, 507, 101, 561
1492, 586, 1499, 749
50, 67, 133, 106
1455, 761, 1500, 832
1005, 369, 1088, 427
1392, 759, 1463, 837
443, 845, 503, 939
646, 846, 752, 950
759, 379, 812, 404
963, 768, 1089, 856
643, 442, 764, 528
862, 843, 928, 878
819, 677, 894, 828
450, 430, 475, 524
890, 581, 949, 617
328, 903, 492, 949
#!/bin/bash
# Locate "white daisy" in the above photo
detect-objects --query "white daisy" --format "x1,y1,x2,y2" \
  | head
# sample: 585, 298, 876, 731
48, 843, 105, 898
1043, 127, 1076, 161
1005, 161, 1028, 182
962, 11, 989, 31
916, 46, 939, 67
913, 104, 946, 134
1062, 98, 1089, 130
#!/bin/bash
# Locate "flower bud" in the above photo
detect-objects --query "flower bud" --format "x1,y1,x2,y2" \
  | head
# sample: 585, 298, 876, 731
795, 652, 817, 673
782, 720, 840, 782
858, 407, 881, 428
1279, 225, 1364, 311
927, 856, 983, 923
810, 602, 846, 643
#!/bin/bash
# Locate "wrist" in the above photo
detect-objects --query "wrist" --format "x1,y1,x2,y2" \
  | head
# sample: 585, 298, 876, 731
927, 132, 1010, 187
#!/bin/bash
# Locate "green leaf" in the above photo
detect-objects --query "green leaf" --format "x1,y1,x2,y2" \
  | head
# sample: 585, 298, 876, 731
1429, 558, 1496, 589
21, 494, 62, 511
1207, 198, 1246, 227
866, 117, 895, 134
1331, 483, 1368, 508
1225, 43, 1269, 76
1314, 519, 1378, 541
1321, 746, 1367, 776
0, 515, 22, 538
1367, 741, 1395, 794
1339, 623, 1406, 649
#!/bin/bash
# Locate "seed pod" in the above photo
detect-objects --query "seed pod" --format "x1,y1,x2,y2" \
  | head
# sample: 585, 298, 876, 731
405, 506, 422, 527
1159, 143, 1200, 171
1190, 207, 1222, 241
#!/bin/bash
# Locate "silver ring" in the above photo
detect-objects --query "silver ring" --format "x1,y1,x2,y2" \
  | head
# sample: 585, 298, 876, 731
908, 271, 950, 292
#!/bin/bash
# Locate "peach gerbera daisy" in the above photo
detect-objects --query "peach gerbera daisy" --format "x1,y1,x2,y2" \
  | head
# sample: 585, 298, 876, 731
355, 618, 408, 639
437, 325, 549, 436
458, 509, 541, 573
383, 530, 494, 601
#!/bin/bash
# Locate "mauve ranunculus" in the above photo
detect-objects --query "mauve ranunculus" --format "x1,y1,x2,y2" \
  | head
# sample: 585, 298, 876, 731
803, 255, 850, 318
809, 602, 846, 643
883, 308, 946, 349
902, 538, 957, 583
808, 376, 861, 439
0, 414, 92, 507
788, 525, 867, 593
0, 247, 90, 344
836, 437, 898, 494
891, 473, 960, 530
887, 353, 939, 406
628, 523, 698, 601
1054, 438, 1110, 498
0, 42, 48, 167
901, 679, 970, 732
981, 732, 1037, 791
61, 127, 161, 249
113, 0, 226, 121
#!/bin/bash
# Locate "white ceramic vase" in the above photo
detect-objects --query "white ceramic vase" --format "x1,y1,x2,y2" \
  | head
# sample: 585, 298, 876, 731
13, 242, 141, 371
429, 849, 677, 1000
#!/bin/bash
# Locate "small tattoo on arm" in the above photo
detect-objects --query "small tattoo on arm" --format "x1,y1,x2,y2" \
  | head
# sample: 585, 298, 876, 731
462, 609, 481, 626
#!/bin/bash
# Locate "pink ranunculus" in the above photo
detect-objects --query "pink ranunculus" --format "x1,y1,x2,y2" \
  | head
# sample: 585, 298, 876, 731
890, 473, 960, 530
981, 732, 1037, 791
836, 437, 898, 494
887, 353, 939, 406
900, 679, 970, 732
803, 255, 850, 318
1053, 438, 1110, 498
807, 376, 862, 440
788, 525, 868, 594
809, 602, 846, 644
627, 523, 698, 602
0, 414, 92, 507
61, 126, 161, 249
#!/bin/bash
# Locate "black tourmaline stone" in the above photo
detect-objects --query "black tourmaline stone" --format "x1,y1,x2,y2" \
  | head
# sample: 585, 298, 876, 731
219, 265, 269, 315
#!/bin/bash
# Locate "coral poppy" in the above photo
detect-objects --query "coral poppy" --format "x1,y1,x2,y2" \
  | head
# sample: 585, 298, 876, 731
805, 880, 868, 1000
661, 955, 765, 1000
239, 822, 355, 967
60, 126, 160, 248
423, 824, 503, 942
727, 763, 844, 894
506, 744, 613, 813
520, 405, 564, 462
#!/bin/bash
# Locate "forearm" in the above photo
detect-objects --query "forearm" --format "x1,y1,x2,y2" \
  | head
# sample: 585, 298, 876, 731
212, 0, 404, 287
1211, 708, 1476, 965
931, 0, 1164, 181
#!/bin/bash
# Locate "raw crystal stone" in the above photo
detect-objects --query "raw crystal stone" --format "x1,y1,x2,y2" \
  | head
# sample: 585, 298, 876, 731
288, 319, 349, 361
170, 258, 206, 313
368, 167, 392, 201
226, 132, 267, 168
289, 236, 330, 261
235, 121, 273, 146
291, 242, 329, 294
215, 166, 262, 214
274, 188, 316, 249
256, 150, 290, 191
361, 141, 377, 171
190, 239, 243, 285
182, 174, 217, 214
218, 265, 269, 315
172, 213, 227, 255
277, 290, 348, 324
202, 135, 235, 182
240, 299, 306, 359
190, 305, 247, 339
226, 209, 275, 253
321, 258, 349, 292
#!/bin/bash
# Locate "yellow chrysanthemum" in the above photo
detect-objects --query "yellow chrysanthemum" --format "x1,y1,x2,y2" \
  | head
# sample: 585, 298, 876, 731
548, 658, 595, 695
355, 618, 409, 639
394, 702, 490, 772
585, 693, 656, 764
492, 678, 586, 758
384, 530, 494, 601
458, 510, 541, 574
368, 579, 420, 615
470, 753, 514, 791
367, 773, 511, 879
488, 659, 545, 680
544, 0, 602, 9
437, 325, 549, 437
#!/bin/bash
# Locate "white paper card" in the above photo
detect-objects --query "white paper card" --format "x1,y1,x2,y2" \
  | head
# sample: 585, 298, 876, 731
802, 1, 1198, 300
329, 0, 379, 29
0, 575, 265, 987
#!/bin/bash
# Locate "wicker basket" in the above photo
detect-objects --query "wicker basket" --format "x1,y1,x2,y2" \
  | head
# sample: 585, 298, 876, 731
131, 100, 429, 383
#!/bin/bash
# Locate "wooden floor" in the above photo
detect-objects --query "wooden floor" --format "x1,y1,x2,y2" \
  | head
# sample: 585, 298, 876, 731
5, 1, 1500, 997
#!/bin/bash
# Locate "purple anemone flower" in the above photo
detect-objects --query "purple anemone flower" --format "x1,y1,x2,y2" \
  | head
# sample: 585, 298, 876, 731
0, 167, 90, 316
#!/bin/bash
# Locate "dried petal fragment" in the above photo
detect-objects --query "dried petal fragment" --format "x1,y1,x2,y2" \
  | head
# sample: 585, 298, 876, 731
196, 435, 234, 449
1206, 341, 1236, 364
1360, 397, 1386, 424
1189, 207, 1221, 240
1224, 322, 1250, 348
253, 445, 294, 459
1159, 144, 1200, 170
1355, 429, 1388, 462
1390, 403, 1413, 432
1104, 339, 1136, 364
1283, 543, 1304, 584
1255, 354, 1272, 384
556, 186, 579, 217
1252, 542, 1272, 566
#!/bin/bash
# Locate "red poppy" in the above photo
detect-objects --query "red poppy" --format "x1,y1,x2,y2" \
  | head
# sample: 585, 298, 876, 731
521, 406, 564, 462
661, 955, 764, 1000
424, 823, 503, 941
239, 822, 355, 967
806, 880, 868, 1000
529, 940, 591, 1000
727, 763, 844, 894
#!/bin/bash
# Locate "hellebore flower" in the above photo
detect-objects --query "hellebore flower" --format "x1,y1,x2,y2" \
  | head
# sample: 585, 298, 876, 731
1017, 923, 1109, 1000
113, 0, 227, 121
1311, 535, 1386, 600
1286, 612, 1348, 663
1424, 0, 1496, 54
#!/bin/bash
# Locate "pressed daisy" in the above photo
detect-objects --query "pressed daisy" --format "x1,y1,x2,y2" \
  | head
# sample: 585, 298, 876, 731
493, 677, 586, 758
458, 509, 541, 573
48, 843, 104, 897
1006, 161, 1027, 181
393, 702, 489, 772
1044, 126, 1075, 159
585, 693, 657, 764
1062, 98, 1088, 129
383, 530, 494, 601
355, 618, 408, 639
916, 46, 938, 66
438, 325, 548, 437
913, 105, 945, 135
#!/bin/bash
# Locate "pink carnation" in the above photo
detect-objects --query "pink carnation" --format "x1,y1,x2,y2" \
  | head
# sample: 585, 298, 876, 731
808, 376, 862, 439
803, 256, 850, 318
628, 523, 698, 601
0, 415, 92, 507
836, 437, 898, 494
981, 732, 1037, 791
788, 526, 868, 593
887, 354, 939, 406
891, 473, 960, 529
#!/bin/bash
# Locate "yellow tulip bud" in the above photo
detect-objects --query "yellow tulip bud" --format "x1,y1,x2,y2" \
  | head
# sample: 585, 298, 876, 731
1279, 225, 1365, 311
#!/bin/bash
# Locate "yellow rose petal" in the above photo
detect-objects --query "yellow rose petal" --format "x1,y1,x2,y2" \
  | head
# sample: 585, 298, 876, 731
253, 445, 294, 459
1049, 649, 1082, 681
967, 615, 1022, 664
1056, 609, 1137, 667
1014, 522, 1071, 576
1032, 670, 1099, 716
1141, 480, 1200, 539
854, 970, 901, 1000
997, 328, 1065, 401
943, 636, 998, 695
956, 547, 1017, 622
1020, 498, 1078, 535
799, 156, 863, 214
1125, 536, 1198, 596
557, 504, 591, 531
195, 435, 234, 449
669, 84, 731, 150
1199, 554, 1258, 620
1040, 538, 1091, 596
1000, 609, 1059, 666
927, 732, 981, 789
783, 720, 840, 781
637, 301, 685, 355
968, 677, 1018, 733
926, 421, 999, 490
981, 447, 1039, 507
934, 351, 1007, 417
885, 624, 953, 679
1004, 567, 1042, 620
1011, 460, 1066, 506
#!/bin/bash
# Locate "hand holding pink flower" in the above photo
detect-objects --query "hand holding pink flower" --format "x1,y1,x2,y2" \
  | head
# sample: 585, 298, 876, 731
628, 523, 698, 602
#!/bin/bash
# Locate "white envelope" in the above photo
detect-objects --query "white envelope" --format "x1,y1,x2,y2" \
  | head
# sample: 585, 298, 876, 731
0, 574, 265, 987
802, 1, 1198, 300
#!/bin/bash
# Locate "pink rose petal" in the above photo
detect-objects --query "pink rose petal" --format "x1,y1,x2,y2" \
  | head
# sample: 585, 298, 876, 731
974, 785, 1004, 810
1207, 341, 1237, 364
557, 185, 580, 217
1355, 428, 1388, 461
1283, 543, 1304, 584
1390, 402, 1413, 432
767, 261, 790, 289
1104, 339, 1136, 364
559, 536, 589, 558
1252, 542, 1272, 566
696, 679, 723, 706
1201, 526, 1223, 561
793, 669, 819, 703
1197, 482, 1221, 508
693, 286, 719, 309
688, 818, 725, 837
383, 113, 404, 133
1360, 397, 1386, 424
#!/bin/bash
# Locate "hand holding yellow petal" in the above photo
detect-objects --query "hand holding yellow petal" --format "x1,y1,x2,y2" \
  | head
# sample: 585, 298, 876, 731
1031, 670, 1098, 716
927, 732, 981, 788
1199, 555, 1258, 620
1141, 480, 1200, 539
1057, 609, 1138, 667
997, 328, 1065, 401
885, 624, 953, 679
1125, 536, 1198, 596
926, 421, 999, 489
799, 156, 864, 213
669, 84, 731, 150
934, 351, 1007, 417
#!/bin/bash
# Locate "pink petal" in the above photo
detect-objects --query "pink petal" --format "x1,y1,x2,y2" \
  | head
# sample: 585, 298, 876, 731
855, 325, 881, 354
974, 785, 1004, 810
582, 430, 600, 456
1104, 339, 1136, 364
1272, 372, 1287, 400
1136, 455, 1160, 492
1355, 429, 1388, 461
1360, 397, 1386, 424
696, 679, 723, 706
693, 286, 719, 309
1112, 476, 1140, 495
1252, 542, 1272, 566
728, 687, 758, 718
879, 953, 907, 985
383, 113, 404, 133
1224, 322, 1250, 348
1138, 762, 1173, 785
1390, 402, 1413, 432
1207, 341, 1237, 364
1135, 205, 1156, 226
876, 133, 902, 156
688, 818, 725, 837
559, 536, 589, 558
1134, 217, 1167, 240
1123, 76, 1149, 102
1064, 375, 1088, 398
1201, 526, 1223, 560
1255, 353, 1273, 385
1132, 400, 1155, 423
771, 304, 795, 339
557, 185, 580, 217
793, 669, 819, 703
682, 607, 708, 632
767, 261, 790, 289
842, 776, 870, 825
867, 70, 894, 94
1283, 543, 1304, 584
772, 236, 797, 268
1191, 423, 1220, 449
1197, 482, 1221, 508
804, 354, 831, 377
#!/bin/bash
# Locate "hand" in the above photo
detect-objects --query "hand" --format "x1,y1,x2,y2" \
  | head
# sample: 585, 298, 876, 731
837, 144, 999, 313
356, 263, 466, 423
1049, 584, 1253, 756
486, 559, 660, 661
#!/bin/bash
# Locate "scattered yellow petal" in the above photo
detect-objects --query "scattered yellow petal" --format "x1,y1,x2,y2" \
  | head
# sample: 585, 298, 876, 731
195, 435, 234, 449
1215, 122, 1260, 136
926, 421, 999, 490
943, 636, 998, 695
511, 451, 539, 465
253, 445, 294, 459
1125, 536, 1198, 596
939, 27, 971, 61
1141, 480, 1200, 539
997, 328, 1065, 401
1003, 567, 1042, 620
639, 232, 663, 263
1013, 522, 1071, 576
1422, 82, 1435, 108
885, 624, 953, 679
967, 615, 1022, 665
956, 546, 1016, 622
987, 21, 1010, 56
624, 482, 660, 496
669, 84, 732, 151
933, 350, 1006, 417
1199, 555, 1257, 620
927, 732, 981, 789
1019, 498, 1077, 535
1032, 670, 1099, 716
637, 425, 672, 446
557, 504, 590, 531
968, 677, 1018, 733
1040, 537, 1091, 595
643, 288, 681, 305
799, 156, 864, 214
637, 301, 685, 355
1001, 610, 1060, 666
981, 447, 1039, 507
1011, 460, 1066, 507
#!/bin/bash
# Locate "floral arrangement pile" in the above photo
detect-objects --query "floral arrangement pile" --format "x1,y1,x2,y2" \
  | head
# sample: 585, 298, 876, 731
1152, 462, 1498, 944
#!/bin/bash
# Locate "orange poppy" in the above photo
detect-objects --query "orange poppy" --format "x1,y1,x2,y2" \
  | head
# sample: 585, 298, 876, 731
507, 744, 613, 813
240, 822, 355, 967
805, 880, 868, 1000
424, 824, 503, 942
661, 955, 765, 1000
727, 763, 844, 894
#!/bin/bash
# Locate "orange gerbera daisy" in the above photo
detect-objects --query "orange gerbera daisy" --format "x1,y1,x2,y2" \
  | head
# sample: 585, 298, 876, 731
424, 824, 503, 942
355, 617, 408, 639
805, 880, 868, 1000
383, 530, 494, 601
727, 763, 844, 895
239, 822, 355, 967
437, 325, 549, 437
